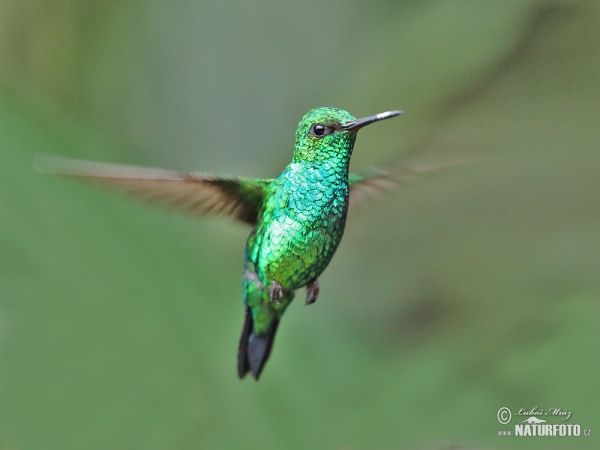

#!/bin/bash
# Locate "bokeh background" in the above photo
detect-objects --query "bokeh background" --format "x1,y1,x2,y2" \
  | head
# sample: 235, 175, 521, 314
1, 1, 599, 449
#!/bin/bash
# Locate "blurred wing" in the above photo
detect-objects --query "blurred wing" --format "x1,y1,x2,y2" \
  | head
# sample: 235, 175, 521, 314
348, 163, 451, 211
35, 154, 271, 225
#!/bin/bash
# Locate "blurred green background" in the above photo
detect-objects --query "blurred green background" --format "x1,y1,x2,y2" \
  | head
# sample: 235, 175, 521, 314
1, 1, 599, 449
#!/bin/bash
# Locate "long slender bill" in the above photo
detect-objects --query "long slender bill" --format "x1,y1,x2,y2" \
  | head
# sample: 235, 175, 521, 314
341, 110, 403, 132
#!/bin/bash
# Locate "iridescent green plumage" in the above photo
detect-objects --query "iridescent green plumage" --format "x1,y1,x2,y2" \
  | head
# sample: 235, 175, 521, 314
237, 107, 406, 379
36, 106, 402, 380
251, 108, 356, 287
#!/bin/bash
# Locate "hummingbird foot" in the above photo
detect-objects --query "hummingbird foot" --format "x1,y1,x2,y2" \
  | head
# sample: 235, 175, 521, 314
305, 279, 320, 305
269, 280, 283, 304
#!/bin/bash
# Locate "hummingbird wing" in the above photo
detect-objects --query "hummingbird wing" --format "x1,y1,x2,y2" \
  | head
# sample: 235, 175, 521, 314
348, 166, 427, 210
348, 159, 465, 211
35, 154, 271, 225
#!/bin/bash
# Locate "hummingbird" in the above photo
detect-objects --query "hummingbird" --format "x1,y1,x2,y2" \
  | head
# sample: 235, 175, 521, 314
37, 107, 405, 380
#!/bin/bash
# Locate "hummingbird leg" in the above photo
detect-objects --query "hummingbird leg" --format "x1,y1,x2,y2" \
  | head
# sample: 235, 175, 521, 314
305, 279, 320, 305
269, 280, 283, 304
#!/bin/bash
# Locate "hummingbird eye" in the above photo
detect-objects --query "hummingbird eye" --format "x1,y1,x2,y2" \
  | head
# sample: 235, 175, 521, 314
310, 124, 333, 138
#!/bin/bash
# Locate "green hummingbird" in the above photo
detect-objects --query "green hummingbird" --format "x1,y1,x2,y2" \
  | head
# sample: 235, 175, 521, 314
37, 106, 403, 380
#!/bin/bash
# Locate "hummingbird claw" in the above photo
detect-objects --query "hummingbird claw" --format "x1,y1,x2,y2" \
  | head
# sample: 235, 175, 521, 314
305, 279, 320, 305
270, 281, 283, 304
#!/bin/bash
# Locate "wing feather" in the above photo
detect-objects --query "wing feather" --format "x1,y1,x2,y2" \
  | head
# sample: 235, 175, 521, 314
35, 154, 271, 225
348, 162, 455, 211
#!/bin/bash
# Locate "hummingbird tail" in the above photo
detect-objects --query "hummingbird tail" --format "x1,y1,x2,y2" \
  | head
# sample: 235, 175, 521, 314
237, 307, 280, 380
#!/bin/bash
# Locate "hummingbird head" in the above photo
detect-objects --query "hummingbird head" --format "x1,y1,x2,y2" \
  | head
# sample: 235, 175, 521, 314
292, 107, 402, 165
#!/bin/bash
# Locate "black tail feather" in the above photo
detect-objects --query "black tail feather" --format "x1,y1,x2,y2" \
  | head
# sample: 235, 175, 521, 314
248, 320, 279, 380
237, 308, 253, 379
237, 307, 279, 380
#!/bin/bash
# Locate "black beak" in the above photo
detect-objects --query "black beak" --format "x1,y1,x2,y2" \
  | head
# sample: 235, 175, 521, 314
341, 110, 403, 132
